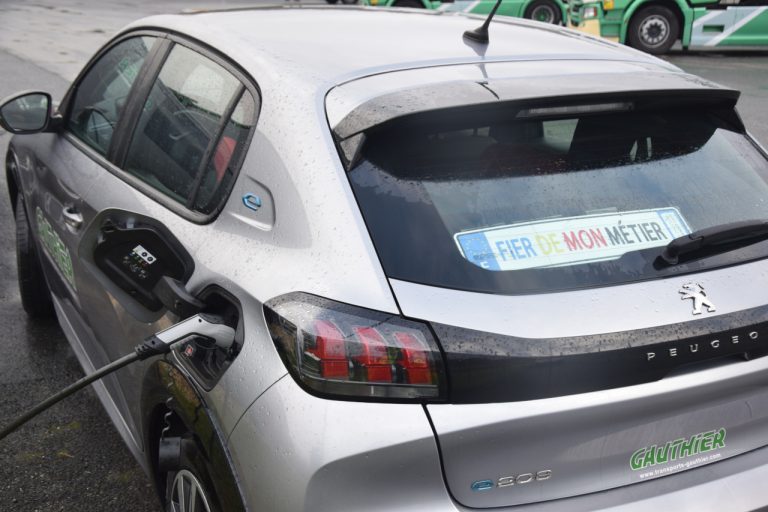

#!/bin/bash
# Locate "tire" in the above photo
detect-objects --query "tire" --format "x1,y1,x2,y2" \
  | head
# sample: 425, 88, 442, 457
325, 0, 339, 4
627, 5, 679, 55
524, 0, 562, 25
165, 449, 220, 512
152, 363, 245, 512
394, 0, 424, 7
15, 196, 54, 319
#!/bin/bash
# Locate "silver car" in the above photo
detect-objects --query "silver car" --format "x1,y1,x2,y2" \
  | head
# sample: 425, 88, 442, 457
4, 5, 768, 512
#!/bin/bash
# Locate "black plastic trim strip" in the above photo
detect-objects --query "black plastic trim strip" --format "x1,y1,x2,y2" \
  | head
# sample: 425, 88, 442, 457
186, 85, 245, 210
435, 304, 768, 403
110, 37, 173, 166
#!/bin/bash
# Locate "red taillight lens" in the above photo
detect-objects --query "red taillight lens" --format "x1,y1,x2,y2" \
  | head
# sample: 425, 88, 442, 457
265, 293, 445, 401
309, 320, 349, 379
393, 332, 433, 385
352, 326, 393, 382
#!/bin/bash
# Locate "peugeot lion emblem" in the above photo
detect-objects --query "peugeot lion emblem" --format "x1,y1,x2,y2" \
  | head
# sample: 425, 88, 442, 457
679, 283, 716, 315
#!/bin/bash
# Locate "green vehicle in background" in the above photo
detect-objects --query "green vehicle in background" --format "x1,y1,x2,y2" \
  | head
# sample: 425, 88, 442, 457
568, 0, 768, 54
360, 0, 568, 26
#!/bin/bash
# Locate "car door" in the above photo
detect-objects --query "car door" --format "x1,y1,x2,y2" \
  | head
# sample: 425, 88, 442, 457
20, 33, 157, 359
68, 36, 258, 445
14, 34, 163, 449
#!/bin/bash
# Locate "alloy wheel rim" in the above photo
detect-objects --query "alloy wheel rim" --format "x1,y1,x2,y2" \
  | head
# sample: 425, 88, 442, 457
169, 469, 212, 512
639, 15, 669, 47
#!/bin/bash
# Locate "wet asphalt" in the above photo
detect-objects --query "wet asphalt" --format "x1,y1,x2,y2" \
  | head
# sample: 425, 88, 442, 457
0, 1, 766, 511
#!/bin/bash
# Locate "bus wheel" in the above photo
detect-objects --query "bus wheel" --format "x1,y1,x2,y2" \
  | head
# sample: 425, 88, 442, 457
628, 5, 679, 54
525, 0, 562, 25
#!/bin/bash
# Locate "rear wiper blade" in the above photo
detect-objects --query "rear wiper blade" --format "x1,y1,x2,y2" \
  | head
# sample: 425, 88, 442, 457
656, 220, 768, 267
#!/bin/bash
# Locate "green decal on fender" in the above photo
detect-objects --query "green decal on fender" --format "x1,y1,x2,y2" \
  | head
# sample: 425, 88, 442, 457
35, 207, 76, 290
630, 428, 726, 471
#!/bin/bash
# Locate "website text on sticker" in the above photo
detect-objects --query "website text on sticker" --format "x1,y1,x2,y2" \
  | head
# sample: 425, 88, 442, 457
455, 208, 691, 271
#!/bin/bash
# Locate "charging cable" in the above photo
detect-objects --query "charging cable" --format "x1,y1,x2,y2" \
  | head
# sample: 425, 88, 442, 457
0, 313, 235, 441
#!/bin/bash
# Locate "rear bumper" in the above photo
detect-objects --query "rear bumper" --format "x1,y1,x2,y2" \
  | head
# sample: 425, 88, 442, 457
428, 352, 768, 508
228, 370, 768, 512
455, 445, 768, 512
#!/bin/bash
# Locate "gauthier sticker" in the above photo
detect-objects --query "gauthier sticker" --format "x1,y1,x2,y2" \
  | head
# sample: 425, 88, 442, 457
36, 207, 77, 290
455, 208, 691, 271
630, 428, 726, 474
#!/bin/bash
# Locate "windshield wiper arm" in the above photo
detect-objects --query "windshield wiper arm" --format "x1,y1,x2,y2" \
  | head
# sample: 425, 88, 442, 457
656, 220, 768, 267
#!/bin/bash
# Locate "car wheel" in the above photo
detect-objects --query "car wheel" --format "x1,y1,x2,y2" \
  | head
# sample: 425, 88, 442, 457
394, 0, 424, 7
152, 364, 244, 512
15, 196, 54, 319
325, 0, 339, 3
162, 432, 225, 512
166, 465, 216, 512
627, 6, 679, 54
524, 0, 562, 25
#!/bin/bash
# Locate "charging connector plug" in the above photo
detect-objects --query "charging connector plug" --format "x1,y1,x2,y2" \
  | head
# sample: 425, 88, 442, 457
0, 314, 235, 441
135, 313, 235, 360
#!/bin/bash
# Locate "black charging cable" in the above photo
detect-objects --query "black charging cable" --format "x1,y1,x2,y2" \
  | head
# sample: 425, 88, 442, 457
0, 313, 235, 441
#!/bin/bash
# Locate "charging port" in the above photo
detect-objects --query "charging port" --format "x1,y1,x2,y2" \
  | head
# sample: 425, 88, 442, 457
175, 287, 242, 390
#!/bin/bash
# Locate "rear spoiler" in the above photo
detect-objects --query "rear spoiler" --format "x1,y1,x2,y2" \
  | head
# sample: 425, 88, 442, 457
330, 72, 741, 170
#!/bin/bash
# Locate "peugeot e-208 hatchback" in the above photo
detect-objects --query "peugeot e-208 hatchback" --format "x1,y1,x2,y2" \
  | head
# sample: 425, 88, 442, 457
4, 6, 768, 512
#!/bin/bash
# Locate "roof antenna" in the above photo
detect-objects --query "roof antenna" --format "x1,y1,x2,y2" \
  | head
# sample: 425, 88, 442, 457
463, 0, 503, 45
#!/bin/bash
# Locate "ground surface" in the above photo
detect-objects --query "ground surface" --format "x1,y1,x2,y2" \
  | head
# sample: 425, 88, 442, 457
0, 1, 766, 510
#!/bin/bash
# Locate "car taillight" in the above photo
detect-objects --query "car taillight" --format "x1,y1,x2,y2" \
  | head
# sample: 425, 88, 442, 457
264, 293, 446, 401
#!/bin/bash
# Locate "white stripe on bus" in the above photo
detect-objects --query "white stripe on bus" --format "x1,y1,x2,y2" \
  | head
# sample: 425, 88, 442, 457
463, 0, 482, 12
691, 9, 734, 46
437, 1, 479, 13
692, 10, 722, 28
707, 6, 768, 46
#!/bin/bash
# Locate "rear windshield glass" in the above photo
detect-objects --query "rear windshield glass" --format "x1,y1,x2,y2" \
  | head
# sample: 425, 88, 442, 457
347, 103, 768, 294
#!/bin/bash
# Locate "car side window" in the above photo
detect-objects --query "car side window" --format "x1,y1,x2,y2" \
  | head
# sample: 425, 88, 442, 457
68, 36, 156, 156
123, 44, 252, 209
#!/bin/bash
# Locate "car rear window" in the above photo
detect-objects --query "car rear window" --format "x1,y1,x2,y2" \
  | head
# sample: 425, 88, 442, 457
347, 102, 768, 294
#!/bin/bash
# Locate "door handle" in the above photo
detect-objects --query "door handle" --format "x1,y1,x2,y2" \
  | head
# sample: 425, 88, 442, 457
62, 205, 83, 230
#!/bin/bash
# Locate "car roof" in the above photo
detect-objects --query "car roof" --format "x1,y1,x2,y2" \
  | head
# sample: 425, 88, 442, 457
124, 6, 676, 92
